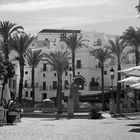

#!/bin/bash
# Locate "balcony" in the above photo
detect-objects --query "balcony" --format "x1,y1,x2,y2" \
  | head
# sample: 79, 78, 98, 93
89, 86, 117, 91
49, 86, 70, 91
24, 83, 39, 88
40, 86, 48, 91
40, 67, 48, 72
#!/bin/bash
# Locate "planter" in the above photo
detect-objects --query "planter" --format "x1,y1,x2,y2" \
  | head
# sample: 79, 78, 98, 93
6, 112, 17, 125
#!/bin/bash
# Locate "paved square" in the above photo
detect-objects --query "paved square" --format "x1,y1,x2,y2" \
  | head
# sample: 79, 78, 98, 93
0, 115, 140, 140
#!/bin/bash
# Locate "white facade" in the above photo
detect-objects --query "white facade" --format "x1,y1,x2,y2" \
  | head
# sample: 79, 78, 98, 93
8, 29, 136, 102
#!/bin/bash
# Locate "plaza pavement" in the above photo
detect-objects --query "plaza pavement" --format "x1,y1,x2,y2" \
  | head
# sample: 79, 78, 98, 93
0, 112, 140, 140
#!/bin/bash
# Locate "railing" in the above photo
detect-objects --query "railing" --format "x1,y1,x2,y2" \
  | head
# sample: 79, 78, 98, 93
49, 86, 70, 91
89, 86, 117, 91
40, 86, 48, 91
24, 83, 39, 88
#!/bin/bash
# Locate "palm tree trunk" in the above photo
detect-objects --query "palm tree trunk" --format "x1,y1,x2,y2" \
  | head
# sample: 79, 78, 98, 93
72, 51, 75, 77
4, 42, 9, 61
18, 61, 24, 104
31, 67, 35, 107
101, 64, 105, 110
116, 63, 121, 113
57, 75, 62, 114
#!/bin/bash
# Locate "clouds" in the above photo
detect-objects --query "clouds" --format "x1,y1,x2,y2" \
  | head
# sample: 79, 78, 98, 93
0, 0, 139, 36
0, 0, 117, 12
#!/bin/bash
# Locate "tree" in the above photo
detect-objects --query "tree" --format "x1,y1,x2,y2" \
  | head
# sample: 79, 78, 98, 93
25, 49, 43, 106
45, 51, 69, 114
122, 26, 140, 111
90, 48, 112, 110
107, 37, 127, 113
65, 33, 87, 77
0, 60, 15, 107
10, 34, 34, 104
0, 21, 23, 61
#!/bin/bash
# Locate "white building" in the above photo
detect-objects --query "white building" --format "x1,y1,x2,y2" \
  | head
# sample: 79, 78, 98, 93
8, 29, 136, 103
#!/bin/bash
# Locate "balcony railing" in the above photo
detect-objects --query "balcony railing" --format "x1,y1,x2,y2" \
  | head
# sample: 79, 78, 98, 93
40, 86, 48, 91
24, 83, 39, 88
89, 86, 117, 91
49, 86, 70, 91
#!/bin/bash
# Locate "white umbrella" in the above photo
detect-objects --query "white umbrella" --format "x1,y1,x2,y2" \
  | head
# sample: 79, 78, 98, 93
130, 83, 140, 89
42, 98, 52, 102
118, 76, 140, 83
119, 66, 140, 77
119, 66, 140, 73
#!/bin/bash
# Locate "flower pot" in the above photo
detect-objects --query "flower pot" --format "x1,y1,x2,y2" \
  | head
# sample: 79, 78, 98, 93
6, 112, 17, 125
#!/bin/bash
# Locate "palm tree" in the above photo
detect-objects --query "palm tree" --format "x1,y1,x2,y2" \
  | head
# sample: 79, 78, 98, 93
107, 37, 127, 113
10, 34, 34, 104
65, 33, 86, 77
90, 48, 112, 110
0, 21, 23, 61
25, 49, 43, 106
122, 26, 140, 111
45, 51, 69, 114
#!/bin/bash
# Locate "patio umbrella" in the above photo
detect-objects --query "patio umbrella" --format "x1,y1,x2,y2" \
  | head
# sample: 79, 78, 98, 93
130, 83, 140, 89
119, 66, 140, 77
1, 84, 11, 107
42, 98, 52, 102
118, 76, 140, 83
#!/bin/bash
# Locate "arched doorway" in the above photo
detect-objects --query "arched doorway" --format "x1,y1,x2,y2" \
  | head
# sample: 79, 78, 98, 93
74, 75, 86, 90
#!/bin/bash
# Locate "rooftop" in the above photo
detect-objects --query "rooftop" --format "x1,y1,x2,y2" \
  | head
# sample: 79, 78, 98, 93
39, 29, 81, 34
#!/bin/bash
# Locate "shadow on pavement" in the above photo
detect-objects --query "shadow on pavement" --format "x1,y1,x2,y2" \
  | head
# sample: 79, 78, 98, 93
127, 123, 140, 127
129, 128, 140, 133
126, 122, 140, 133
116, 116, 136, 120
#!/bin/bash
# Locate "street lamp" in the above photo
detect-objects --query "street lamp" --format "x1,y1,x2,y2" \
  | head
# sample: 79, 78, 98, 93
69, 66, 73, 96
109, 67, 115, 114
110, 67, 114, 98
136, 0, 140, 13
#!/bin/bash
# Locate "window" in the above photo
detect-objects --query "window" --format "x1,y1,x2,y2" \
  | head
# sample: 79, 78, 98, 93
25, 91, 28, 97
43, 63, 47, 71
77, 72, 80, 75
30, 91, 33, 97
65, 71, 68, 76
43, 74, 45, 77
43, 82, 46, 90
25, 71, 28, 74
53, 81, 57, 89
77, 60, 81, 68
9, 78, 12, 88
97, 38, 102, 46
60, 33, 66, 41
98, 62, 101, 68
54, 73, 56, 77
13, 80, 16, 89
42, 93, 47, 100
24, 80, 28, 87
64, 80, 69, 89
104, 70, 107, 75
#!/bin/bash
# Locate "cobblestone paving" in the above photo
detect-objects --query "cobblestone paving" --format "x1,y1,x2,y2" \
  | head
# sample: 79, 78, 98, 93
0, 115, 140, 140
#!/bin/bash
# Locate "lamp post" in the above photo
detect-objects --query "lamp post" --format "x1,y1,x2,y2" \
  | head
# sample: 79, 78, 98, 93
69, 66, 72, 96
110, 67, 114, 98
109, 67, 115, 114
68, 66, 74, 118
136, 0, 140, 13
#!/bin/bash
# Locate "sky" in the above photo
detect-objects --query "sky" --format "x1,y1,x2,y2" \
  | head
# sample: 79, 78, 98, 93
0, 0, 140, 36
